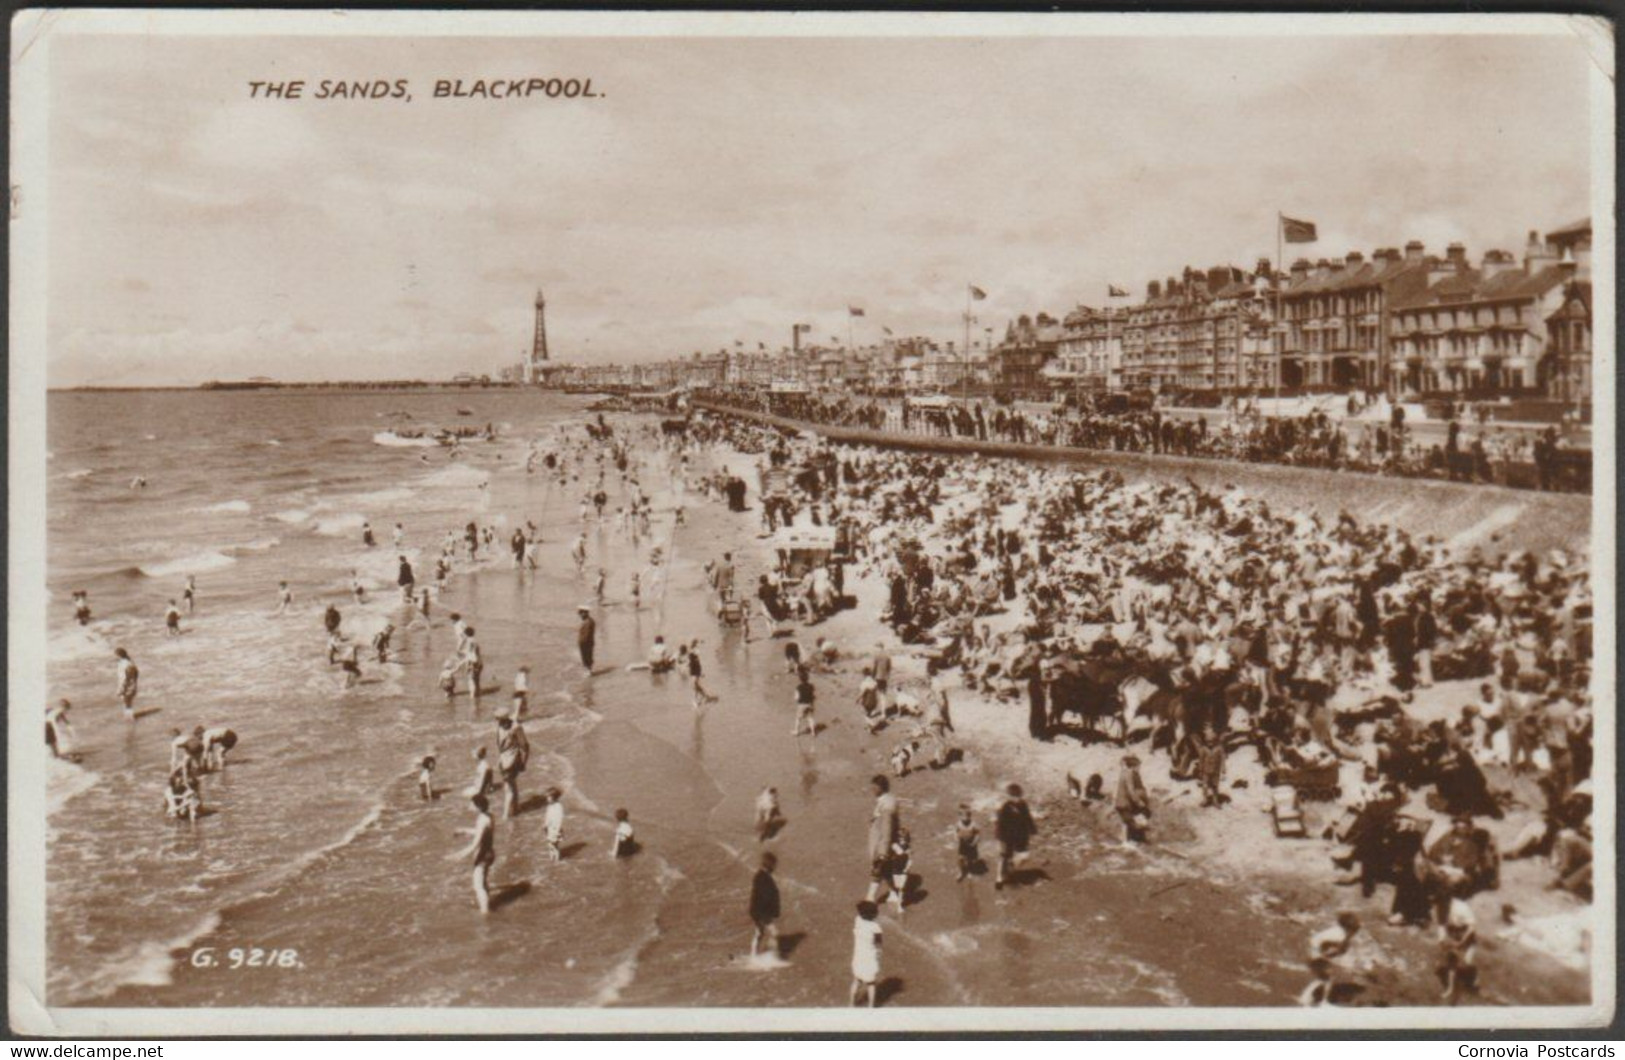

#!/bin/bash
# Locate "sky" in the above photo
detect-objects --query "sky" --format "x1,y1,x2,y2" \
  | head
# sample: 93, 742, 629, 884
42, 24, 1599, 385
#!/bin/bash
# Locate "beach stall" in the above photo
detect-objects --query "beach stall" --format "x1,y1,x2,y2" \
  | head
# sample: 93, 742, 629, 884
772, 522, 847, 620
773, 524, 838, 582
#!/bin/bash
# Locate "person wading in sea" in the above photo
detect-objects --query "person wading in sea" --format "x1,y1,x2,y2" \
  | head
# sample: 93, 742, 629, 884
577, 605, 596, 674
450, 792, 496, 914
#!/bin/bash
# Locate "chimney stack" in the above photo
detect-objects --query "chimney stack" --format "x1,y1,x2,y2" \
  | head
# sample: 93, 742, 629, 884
1345, 251, 1364, 269
1404, 240, 1425, 264
1480, 249, 1517, 279
1446, 242, 1468, 270
1524, 231, 1558, 275
1290, 258, 1311, 283
1147, 280, 1161, 300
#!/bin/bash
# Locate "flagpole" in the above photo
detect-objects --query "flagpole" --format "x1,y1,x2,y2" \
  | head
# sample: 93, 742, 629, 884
1274, 212, 1283, 408
963, 284, 971, 405
1106, 286, 1114, 395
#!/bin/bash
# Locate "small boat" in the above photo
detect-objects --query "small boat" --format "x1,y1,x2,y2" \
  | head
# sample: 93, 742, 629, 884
456, 407, 474, 417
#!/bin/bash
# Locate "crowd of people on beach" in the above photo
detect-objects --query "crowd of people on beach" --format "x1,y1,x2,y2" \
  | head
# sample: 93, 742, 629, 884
59, 398, 1595, 1009
690, 404, 1593, 1006
699, 388, 1587, 493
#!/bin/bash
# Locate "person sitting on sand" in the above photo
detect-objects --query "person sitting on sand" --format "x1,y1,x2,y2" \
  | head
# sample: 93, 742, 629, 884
754, 786, 783, 841
889, 741, 916, 778
645, 635, 675, 674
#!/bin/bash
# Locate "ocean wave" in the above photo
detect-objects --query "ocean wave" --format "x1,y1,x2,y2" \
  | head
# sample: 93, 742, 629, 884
48, 625, 112, 664
70, 911, 224, 1003
313, 513, 368, 537
270, 509, 312, 524
590, 953, 641, 1007
419, 465, 489, 489
266, 439, 282, 447
191, 499, 251, 515
48, 756, 99, 816
373, 431, 437, 448
64, 468, 94, 480
138, 550, 239, 578
341, 488, 417, 507
79, 799, 392, 1004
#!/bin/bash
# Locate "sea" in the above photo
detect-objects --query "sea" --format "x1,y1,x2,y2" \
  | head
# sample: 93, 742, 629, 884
44, 389, 726, 1007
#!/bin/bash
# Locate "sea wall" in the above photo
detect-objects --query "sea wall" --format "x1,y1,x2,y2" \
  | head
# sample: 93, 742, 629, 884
693, 401, 1592, 558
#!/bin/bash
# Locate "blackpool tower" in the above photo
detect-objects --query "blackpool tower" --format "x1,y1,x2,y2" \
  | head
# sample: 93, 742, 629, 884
528, 289, 550, 384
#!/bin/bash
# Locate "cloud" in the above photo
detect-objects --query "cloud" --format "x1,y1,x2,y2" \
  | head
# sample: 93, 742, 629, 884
42, 30, 1595, 385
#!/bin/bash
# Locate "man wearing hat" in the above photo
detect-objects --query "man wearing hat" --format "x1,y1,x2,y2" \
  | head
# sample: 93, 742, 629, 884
576, 605, 596, 674
1114, 753, 1151, 843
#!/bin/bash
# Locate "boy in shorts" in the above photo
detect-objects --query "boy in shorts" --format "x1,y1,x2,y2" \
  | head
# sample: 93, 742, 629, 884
791, 674, 817, 739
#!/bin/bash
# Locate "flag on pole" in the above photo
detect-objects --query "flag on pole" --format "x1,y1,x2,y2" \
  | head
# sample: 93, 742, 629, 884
969, 285, 988, 301
1281, 215, 1318, 243
830, 336, 839, 345
881, 326, 893, 336
848, 306, 865, 317
757, 342, 765, 351
734, 340, 743, 347
794, 323, 811, 333
1108, 284, 1128, 298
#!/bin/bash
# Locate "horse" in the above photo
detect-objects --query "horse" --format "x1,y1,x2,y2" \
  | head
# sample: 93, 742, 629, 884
1047, 655, 1164, 744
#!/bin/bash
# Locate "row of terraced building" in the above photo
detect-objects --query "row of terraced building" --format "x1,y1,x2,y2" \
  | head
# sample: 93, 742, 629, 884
1036, 218, 1592, 403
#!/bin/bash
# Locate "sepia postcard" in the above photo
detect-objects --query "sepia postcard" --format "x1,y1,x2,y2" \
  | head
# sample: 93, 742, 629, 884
8, 9, 1615, 1037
